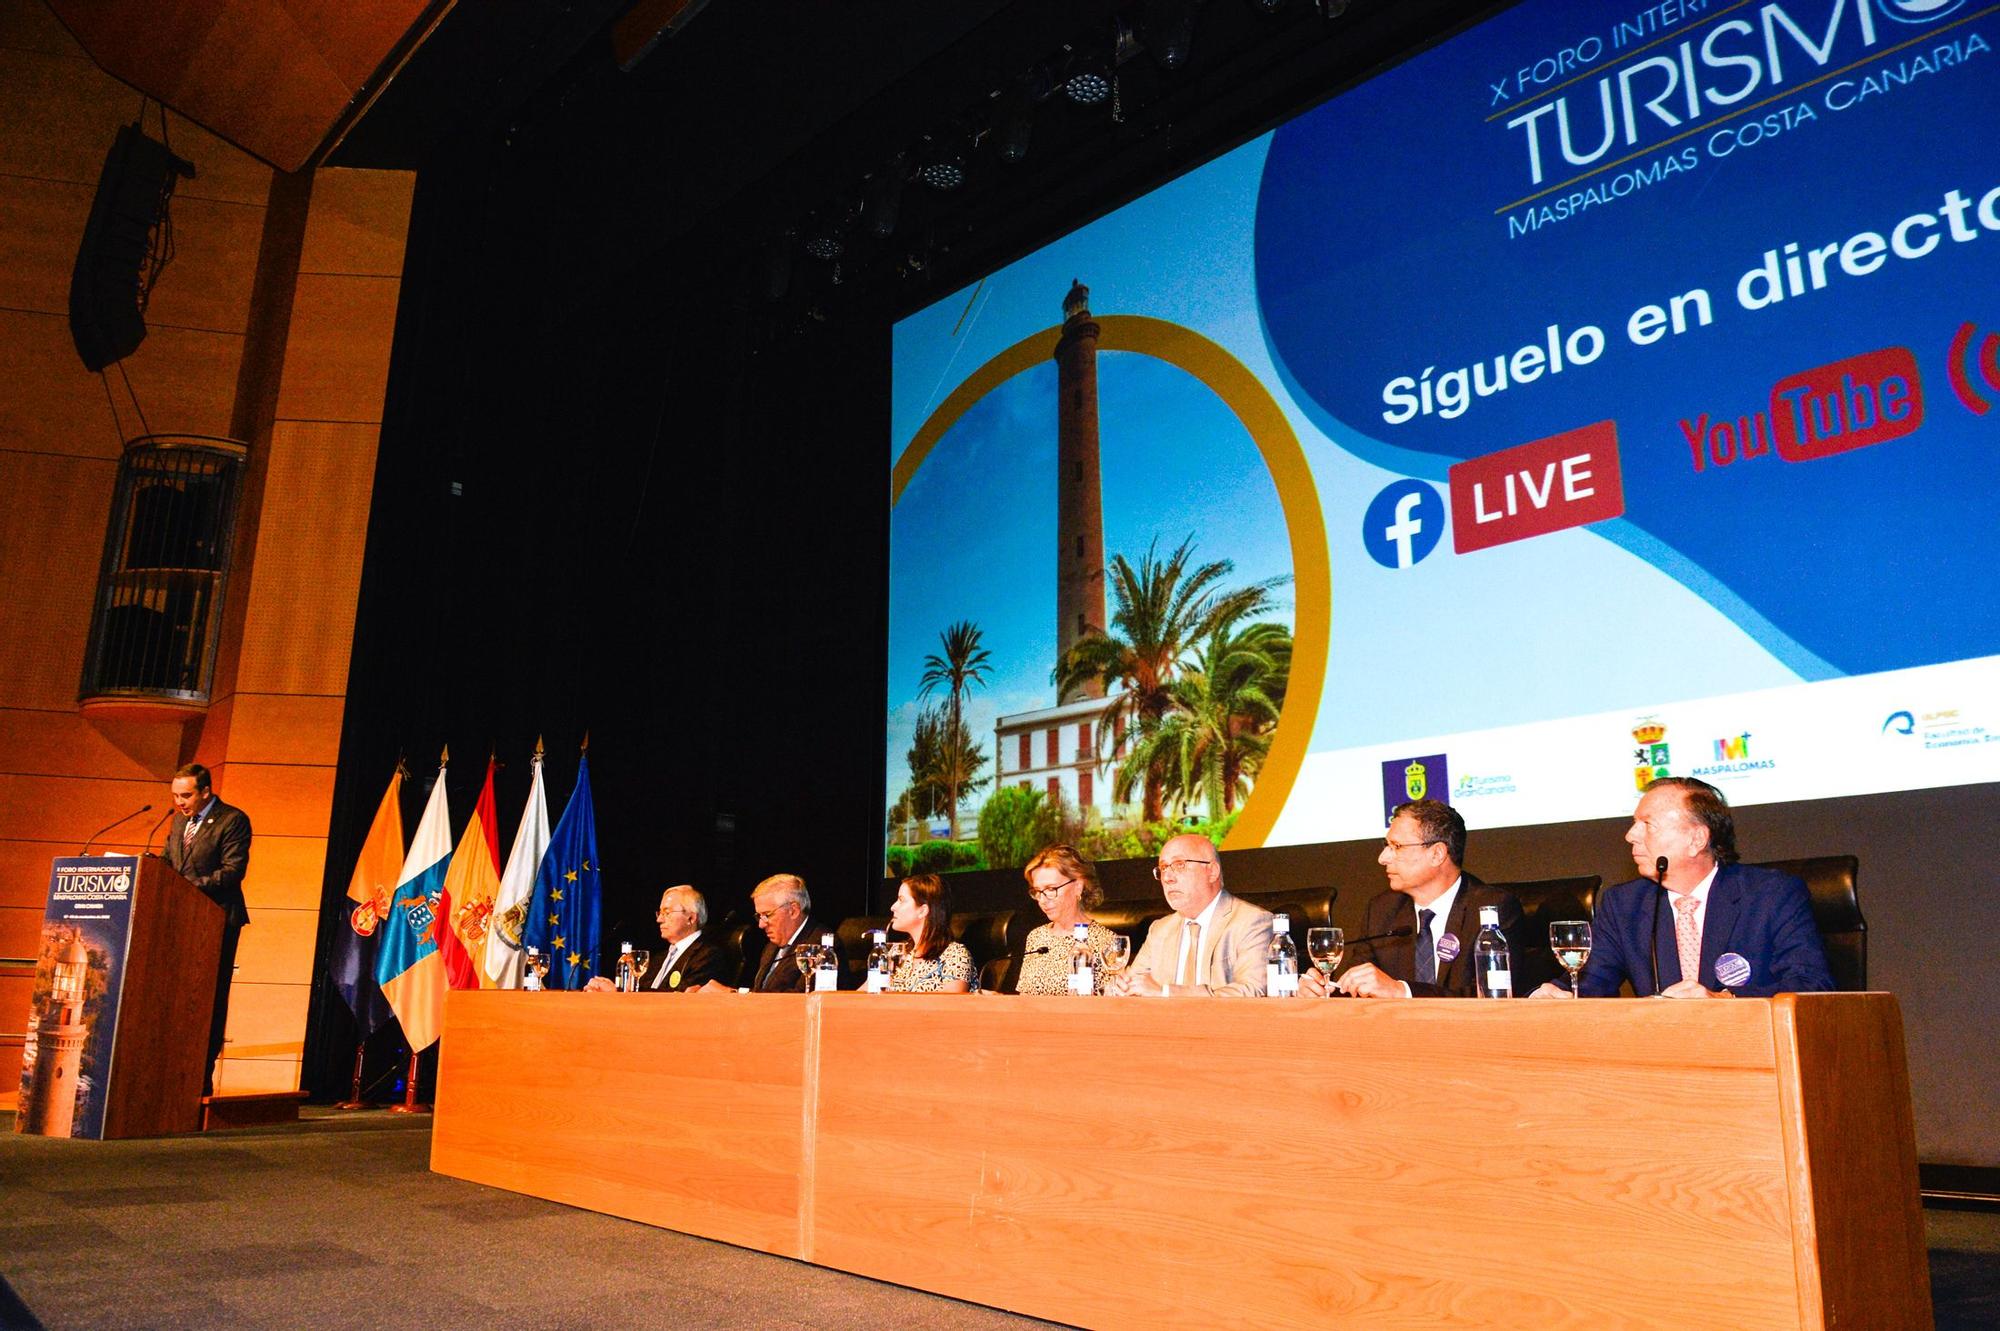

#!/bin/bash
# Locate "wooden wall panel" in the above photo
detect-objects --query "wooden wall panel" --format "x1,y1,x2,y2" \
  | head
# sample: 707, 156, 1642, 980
124, 194, 265, 334
0, 173, 91, 311
0, 310, 124, 455
0, 0, 79, 54
214, 692, 347, 767
0, 773, 162, 844
0, 452, 113, 709
232, 905, 316, 984
216, 1054, 302, 1094
231, 421, 381, 696
300, 167, 415, 277
273, 276, 399, 421
241, 834, 327, 912
195, 762, 335, 839
0, 706, 185, 783
0, 903, 39, 956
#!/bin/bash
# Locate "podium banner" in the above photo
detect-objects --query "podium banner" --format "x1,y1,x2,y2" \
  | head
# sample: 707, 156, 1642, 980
16, 856, 139, 1139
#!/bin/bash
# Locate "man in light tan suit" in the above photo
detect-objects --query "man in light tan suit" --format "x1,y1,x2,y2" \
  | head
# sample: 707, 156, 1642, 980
1105, 833, 1273, 997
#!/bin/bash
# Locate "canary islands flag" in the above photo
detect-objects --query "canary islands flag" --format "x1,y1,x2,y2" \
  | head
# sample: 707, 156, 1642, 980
524, 753, 600, 989
376, 757, 453, 1049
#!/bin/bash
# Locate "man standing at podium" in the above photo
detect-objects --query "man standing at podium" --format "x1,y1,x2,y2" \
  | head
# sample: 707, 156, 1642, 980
165, 763, 251, 1094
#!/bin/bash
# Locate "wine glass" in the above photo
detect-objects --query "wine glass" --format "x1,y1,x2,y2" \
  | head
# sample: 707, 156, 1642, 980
1550, 920, 1591, 995
1098, 935, 1132, 979
1306, 928, 1344, 997
792, 941, 823, 984
628, 949, 651, 991
525, 950, 550, 990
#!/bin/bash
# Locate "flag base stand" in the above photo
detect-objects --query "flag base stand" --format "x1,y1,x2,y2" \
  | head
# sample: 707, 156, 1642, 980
332, 1040, 378, 1110
387, 1048, 430, 1115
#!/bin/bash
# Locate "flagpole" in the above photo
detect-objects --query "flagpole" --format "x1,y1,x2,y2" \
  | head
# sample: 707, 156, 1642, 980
332, 1041, 374, 1110
388, 1048, 430, 1115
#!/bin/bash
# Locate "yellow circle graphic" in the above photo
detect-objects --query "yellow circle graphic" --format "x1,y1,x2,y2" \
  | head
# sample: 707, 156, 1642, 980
892, 315, 1328, 850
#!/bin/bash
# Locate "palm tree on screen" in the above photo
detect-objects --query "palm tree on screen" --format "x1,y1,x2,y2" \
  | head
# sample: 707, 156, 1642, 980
1056, 537, 1285, 821
918, 620, 992, 841
1172, 617, 1290, 819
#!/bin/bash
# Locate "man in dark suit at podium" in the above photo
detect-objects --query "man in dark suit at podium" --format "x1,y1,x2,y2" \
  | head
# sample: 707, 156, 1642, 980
165, 763, 250, 1094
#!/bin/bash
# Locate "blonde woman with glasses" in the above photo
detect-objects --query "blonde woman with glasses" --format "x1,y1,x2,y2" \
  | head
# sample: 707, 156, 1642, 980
1015, 845, 1120, 995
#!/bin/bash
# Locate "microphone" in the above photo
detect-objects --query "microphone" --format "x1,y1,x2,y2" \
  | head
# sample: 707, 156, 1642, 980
1345, 924, 1415, 949
1024, 946, 1052, 957
1649, 855, 1669, 995
144, 806, 174, 856
80, 803, 152, 855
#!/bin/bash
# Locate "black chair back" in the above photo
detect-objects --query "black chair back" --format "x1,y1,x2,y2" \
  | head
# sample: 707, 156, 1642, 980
1750, 856, 1865, 991
1501, 875, 1602, 942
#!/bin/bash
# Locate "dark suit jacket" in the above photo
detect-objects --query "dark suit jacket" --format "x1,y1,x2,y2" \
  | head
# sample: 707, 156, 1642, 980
1351, 874, 1546, 997
639, 935, 730, 992
748, 918, 847, 992
164, 798, 251, 928
1579, 862, 1834, 997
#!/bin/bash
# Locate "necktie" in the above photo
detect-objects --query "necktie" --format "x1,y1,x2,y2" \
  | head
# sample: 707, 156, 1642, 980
183, 817, 198, 845
759, 946, 785, 991
1414, 908, 1436, 985
1177, 921, 1201, 986
1674, 894, 1701, 987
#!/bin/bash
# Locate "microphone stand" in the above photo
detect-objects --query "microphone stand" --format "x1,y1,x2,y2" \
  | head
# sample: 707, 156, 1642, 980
79, 803, 152, 855
1649, 855, 1668, 995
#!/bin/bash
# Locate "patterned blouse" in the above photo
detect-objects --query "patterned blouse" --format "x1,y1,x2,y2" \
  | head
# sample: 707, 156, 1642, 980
1016, 921, 1120, 996
889, 941, 976, 992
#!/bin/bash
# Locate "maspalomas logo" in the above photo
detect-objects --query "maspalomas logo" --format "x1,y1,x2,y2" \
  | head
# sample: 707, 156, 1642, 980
1876, 0, 1969, 24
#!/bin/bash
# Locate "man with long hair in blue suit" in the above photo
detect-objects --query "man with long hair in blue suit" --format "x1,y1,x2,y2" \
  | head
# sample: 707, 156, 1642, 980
1536, 777, 1833, 999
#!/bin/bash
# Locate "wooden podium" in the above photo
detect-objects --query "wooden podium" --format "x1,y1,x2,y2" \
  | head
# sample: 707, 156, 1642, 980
15, 854, 224, 1139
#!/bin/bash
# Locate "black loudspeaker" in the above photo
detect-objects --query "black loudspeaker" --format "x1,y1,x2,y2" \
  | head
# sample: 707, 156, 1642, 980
68, 123, 195, 373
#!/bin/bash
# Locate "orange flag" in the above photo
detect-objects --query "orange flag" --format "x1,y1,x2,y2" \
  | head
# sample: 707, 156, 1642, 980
438, 758, 502, 989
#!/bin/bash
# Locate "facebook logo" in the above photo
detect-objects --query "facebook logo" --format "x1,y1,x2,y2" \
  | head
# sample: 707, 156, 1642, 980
1361, 480, 1444, 569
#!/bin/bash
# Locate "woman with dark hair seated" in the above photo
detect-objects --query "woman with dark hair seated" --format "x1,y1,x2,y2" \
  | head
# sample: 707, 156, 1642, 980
887, 872, 975, 993
1016, 844, 1119, 995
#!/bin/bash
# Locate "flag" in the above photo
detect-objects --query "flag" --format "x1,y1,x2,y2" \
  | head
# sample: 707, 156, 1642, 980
485, 744, 550, 987
524, 753, 600, 989
331, 764, 404, 1035
376, 757, 453, 1050
437, 758, 501, 989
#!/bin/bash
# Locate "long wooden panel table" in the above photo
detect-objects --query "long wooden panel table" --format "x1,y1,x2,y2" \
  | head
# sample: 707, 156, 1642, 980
432, 991, 1929, 1329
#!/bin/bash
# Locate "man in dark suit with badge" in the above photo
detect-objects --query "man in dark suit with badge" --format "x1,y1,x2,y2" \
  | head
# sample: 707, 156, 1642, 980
1303, 798, 1544, 998
164, 763, 250, 1093
1535, 777, 1833, 999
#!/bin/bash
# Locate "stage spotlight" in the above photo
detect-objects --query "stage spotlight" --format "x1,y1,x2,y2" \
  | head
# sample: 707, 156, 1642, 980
1064, 69, 1111, 105
918, 156, 964, 190
1142, 0, 1203, 71
803, 232, 842, 260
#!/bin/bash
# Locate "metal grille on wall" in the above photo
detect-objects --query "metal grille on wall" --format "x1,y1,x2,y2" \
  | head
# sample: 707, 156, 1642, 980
80, 435, 246, 704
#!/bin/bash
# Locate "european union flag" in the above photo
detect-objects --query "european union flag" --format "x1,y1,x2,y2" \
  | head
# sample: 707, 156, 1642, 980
524, 754, 600, 988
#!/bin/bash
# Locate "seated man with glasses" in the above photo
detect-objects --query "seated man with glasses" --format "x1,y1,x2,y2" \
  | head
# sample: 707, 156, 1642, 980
706, 872, 845, 993
586, 885, 729, 992
1104, 833, 1273, 997
1305, 798, 1539, 998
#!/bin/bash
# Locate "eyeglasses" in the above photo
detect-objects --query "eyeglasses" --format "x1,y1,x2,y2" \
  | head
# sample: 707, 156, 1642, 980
754, 904, 797, 923
656, 906, 694, 918
1028, 878, 1076, 902
1152, 859, 1212, 881
1383, 837, 1442, 853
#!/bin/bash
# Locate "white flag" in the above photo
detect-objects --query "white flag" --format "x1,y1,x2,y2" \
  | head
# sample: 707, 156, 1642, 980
483, 749, 550, 987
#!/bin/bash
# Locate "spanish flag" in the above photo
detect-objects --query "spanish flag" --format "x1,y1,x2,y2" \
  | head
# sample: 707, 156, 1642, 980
436, 758, 501, 989
375, 754, 452, 1050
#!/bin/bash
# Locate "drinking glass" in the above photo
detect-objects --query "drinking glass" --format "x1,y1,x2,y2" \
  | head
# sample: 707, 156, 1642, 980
525, 951, 550, 989
628, 949, 651, 990
792, 942, 823, 983
1098, 935, 1132, 978
1550, 920, 1591, 994
1306, 928, 1344, 996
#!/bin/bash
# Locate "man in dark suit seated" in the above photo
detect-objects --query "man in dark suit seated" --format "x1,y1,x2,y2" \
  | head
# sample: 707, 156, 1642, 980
1533, 776, 1833, 999
704, 873, 843, 992
164, 762, 251, 1093
586, 885, 730, 992
1303, 798, 1543, 998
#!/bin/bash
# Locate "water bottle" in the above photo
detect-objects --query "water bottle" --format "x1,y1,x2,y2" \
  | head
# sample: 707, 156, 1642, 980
523, 946, 544, 992
616, 941, 636, 992
1067, 921, 1096, 995
1266, 912, 1299, 997
865, 930, 891, 993
814, 932, 840, 992
1475, 906, 1513, 998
